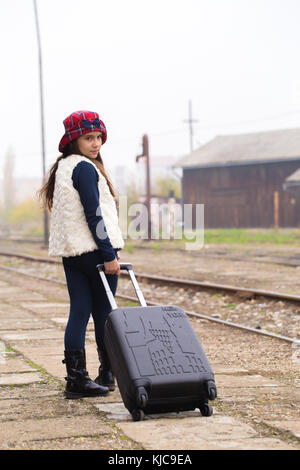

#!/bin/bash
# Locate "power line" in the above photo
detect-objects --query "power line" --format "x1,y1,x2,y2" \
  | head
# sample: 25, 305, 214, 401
193, 108, 300, 130
6, 107, 300, 161
148, 108, 300, 139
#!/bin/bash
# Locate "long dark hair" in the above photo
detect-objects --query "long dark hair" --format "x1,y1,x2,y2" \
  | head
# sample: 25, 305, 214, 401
37, 140, 116, 211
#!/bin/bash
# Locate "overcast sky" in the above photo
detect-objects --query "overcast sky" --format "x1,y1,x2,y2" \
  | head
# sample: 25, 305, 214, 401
1, 0, 300, 180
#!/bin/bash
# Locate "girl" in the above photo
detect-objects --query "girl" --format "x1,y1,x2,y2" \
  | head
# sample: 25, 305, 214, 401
38, 110, 124, 399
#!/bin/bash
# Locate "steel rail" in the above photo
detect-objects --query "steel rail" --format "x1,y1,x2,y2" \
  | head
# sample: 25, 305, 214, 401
2, 238, 300, 267
0, 263, 298, 346
1, 250, 300, 304
133, 272, 300, 303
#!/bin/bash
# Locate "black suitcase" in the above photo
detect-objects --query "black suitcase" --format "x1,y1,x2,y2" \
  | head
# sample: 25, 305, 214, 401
97, 262, 217, 421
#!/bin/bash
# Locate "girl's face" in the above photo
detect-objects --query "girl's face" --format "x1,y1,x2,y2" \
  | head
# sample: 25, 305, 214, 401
77, 131, 102, 159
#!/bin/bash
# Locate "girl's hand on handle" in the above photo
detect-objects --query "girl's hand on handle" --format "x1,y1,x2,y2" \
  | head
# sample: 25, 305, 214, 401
104, 258, 120, 275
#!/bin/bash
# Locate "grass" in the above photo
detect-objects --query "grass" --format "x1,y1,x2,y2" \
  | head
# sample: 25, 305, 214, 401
202, 228, 300, 245
125, 228, 300, 247
11, 226, 300, 249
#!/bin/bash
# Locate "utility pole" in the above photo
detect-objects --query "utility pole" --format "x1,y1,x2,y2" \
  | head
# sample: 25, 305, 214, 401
33, 0, 49, 246
183, 100, 198, 153
136, 134, 152, 240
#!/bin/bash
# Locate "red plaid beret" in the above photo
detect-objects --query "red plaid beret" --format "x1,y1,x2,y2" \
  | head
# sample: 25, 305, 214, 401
58, 110, 107, 152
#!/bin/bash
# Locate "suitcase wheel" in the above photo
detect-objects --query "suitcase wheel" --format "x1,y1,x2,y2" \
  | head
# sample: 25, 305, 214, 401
207, 380, 217, 401
131, 409, 145, 422
136, 387, 148, 408
199, 403, 213, 417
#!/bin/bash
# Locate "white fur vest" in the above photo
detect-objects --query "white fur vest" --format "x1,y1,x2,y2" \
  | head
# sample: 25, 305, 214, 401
48, 154, 124, 257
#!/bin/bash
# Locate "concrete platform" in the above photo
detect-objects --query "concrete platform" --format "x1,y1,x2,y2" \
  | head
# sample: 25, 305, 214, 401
0, 271, 299, 450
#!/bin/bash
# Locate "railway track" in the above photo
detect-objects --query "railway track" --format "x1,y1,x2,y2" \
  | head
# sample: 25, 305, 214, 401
1, 249, 300, 303
2, 236, 300, 267
0, 250, 299, 346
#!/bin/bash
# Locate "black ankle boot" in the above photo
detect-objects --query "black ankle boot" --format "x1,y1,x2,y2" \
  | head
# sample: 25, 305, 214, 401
63, 349, 109, 399
94, 347, 115, 391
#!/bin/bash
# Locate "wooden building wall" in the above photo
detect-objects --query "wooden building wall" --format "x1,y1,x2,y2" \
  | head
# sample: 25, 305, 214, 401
182, 160, 300, 228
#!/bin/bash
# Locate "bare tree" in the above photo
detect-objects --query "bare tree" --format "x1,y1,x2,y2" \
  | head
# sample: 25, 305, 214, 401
3, 146, 16, 215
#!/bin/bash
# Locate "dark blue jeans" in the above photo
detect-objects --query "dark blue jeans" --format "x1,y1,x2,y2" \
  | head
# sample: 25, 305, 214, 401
62, 249, 118, 351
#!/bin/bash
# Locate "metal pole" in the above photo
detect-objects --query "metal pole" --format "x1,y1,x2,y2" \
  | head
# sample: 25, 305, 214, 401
136, 134, 152, 240
274, 191, 279, 229
33, 0, 49, 246
183, 99, 198, 153
143, 134, 152, 239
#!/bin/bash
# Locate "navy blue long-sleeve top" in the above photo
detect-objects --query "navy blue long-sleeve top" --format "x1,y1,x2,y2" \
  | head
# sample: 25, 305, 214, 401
72, 161, 119, 262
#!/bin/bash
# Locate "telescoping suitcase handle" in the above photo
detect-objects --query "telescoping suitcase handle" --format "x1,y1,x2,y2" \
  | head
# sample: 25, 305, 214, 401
97, 262, 147, 311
